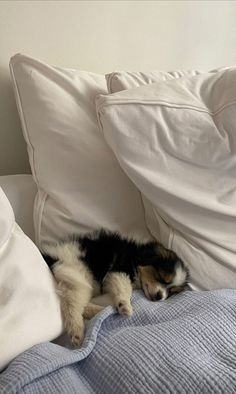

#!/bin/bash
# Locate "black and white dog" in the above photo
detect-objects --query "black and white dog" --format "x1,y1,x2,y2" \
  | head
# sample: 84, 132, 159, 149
43, 230, 188, 346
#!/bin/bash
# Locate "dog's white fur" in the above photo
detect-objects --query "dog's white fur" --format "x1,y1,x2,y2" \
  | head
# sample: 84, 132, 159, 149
171, 263, 187, 287
103, 272, 133, 316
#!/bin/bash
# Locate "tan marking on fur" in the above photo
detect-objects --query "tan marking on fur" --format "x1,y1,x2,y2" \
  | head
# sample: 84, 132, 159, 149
159, 271, 174, 284
103, 272, 133, 316
138, 266, 167, 301
138, 266, 156, 283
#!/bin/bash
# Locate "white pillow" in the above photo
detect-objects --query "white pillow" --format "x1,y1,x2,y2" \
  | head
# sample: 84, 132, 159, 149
106, 70, 202, 93
0, 187, 62, 371
97, 69, 236, 291
9, 54, 150, 248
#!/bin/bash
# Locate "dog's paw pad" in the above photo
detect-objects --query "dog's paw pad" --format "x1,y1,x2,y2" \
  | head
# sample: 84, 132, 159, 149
72, 335, 82, 347
71, 330, 84, 347
117, 301, 133, 316
70, 322, 85, 347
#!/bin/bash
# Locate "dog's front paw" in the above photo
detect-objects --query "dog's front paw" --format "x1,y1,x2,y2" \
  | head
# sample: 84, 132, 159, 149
71, 331, 84, 347
117, 300, 133, 316
69, 319, 85, 347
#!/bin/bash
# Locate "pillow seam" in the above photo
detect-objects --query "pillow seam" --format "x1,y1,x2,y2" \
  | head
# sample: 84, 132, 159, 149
97, 98, 236, 117
34, 191, 47, 247
9, 60, 45, 247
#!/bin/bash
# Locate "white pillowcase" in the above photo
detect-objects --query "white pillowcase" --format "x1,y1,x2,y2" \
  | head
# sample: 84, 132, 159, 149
0, 188, 62, 371
10, 54, 150, 248
97, 68, 236, 291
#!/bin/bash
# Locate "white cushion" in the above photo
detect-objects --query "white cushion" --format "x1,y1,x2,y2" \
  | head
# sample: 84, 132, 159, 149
9, 54, 150, 248
0, 187, 62, 371
97, 68, 236, 291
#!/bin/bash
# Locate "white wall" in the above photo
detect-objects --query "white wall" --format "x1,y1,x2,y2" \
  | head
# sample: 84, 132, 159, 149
1, 1, 236, 174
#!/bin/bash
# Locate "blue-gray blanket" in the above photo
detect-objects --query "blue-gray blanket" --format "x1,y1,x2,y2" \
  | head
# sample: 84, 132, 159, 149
1, 289, 236, 394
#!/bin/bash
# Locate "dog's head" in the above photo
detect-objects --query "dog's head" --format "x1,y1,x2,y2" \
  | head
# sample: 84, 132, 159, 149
137, 243, 188, 301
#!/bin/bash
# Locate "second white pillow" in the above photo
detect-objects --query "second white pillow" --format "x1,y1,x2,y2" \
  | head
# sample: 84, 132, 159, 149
97, 68, 236, 291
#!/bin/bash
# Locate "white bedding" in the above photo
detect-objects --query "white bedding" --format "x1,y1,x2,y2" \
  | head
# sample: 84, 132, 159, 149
0, 187, 62, 371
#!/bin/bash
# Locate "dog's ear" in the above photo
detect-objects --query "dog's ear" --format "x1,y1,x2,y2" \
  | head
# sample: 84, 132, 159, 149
154, 244, 178, 261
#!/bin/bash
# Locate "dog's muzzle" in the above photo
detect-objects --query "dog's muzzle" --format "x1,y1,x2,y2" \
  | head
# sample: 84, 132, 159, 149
143, 283, 168, 301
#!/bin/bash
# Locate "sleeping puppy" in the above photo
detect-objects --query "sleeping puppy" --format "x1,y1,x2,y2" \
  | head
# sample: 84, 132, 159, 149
43, 230, 188, 346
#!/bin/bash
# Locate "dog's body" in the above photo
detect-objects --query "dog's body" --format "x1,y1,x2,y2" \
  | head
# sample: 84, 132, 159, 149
43, 230, 188, 346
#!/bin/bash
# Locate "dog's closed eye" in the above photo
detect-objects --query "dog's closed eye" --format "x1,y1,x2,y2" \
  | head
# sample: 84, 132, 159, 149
168, 286, 185, 296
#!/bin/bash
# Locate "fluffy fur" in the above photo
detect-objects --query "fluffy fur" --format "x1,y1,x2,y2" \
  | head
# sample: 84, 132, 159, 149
43, 230, 188, 346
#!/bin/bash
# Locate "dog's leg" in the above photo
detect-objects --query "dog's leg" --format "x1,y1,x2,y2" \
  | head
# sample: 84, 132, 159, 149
52, 260, 94, 347
83, 303, 104, 319
103, 272, 133, 316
